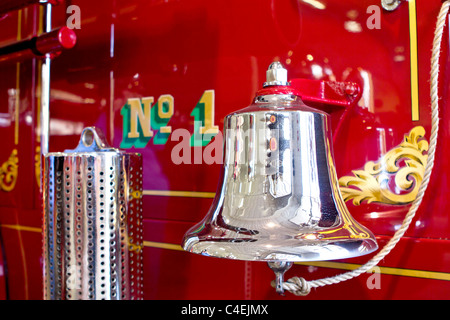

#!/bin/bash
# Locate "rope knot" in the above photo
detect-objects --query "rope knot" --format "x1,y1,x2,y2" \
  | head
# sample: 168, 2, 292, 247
285, 277, 311, 296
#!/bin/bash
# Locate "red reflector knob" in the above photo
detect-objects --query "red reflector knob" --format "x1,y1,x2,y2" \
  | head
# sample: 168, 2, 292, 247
58, 26, 77, 49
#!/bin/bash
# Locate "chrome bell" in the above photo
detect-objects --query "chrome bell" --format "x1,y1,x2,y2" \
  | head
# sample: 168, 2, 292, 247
182, 62, 378, 294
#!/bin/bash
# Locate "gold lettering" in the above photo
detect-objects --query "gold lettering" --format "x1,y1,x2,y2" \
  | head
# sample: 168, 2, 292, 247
127, 97, 154, 139
158, 94, 174, 133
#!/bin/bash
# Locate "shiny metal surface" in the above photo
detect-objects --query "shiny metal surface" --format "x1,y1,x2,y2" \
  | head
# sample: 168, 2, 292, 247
183, 64, 378, 263
43, 127, 143, 300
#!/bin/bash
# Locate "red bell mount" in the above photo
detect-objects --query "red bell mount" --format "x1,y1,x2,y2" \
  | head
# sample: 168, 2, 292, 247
0, 26, 77, 63
256, 77, 362, 142
255, 78, 362, 114
254, 85, 302, 97
290, 78, 362, 142
256, 62, 362, 113
291, 78, 362, 114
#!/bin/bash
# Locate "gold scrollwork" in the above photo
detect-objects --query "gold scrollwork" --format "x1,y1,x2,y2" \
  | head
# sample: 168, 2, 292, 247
0, 149, 19, 192
339, 126, 428, 206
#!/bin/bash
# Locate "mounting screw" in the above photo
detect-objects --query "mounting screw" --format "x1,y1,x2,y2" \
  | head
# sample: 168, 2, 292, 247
381, 0, 402, 11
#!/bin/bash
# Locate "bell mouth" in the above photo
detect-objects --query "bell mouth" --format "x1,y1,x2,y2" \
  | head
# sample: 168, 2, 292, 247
182, 222, 378, 262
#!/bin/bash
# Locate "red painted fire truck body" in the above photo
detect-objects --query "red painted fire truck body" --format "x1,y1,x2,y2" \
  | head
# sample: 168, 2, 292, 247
0, 0, 448, 300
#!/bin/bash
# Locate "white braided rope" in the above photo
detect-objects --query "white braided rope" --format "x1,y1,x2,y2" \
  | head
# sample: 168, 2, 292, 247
278, 1, 450, 296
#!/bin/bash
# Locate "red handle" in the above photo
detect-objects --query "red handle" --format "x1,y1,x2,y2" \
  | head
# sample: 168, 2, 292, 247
0, 27, 77, 63
35, 26, 77, 54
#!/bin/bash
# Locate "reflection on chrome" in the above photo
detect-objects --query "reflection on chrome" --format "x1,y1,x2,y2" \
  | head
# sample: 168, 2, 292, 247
182, 63, 377, 294
183, 86, 377, 262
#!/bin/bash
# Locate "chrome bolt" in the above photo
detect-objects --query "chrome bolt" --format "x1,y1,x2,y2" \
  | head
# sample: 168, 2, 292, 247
381, 0, 402, 11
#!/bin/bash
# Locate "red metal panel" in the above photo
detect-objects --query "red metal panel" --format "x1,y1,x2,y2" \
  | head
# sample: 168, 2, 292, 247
0, 224, 42, 300
143, 219, 450, 300
0, 237, 6, 300
0, 0, 448, 300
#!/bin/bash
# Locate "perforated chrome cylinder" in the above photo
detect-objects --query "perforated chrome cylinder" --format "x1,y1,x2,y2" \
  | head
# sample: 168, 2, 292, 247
43, 127, 143, 300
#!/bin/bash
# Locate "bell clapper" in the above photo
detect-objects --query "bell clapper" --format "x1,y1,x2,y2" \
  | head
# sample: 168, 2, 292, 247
267, 261, 293, 295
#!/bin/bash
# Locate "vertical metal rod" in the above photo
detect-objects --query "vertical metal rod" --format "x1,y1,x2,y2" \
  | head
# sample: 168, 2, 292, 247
109, 1, 116, 143
40, 3, 52, 155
